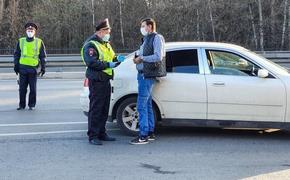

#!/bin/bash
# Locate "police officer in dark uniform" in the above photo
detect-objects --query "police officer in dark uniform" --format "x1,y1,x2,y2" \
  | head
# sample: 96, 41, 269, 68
81, 18, 125, 145
14, 22, 46, 110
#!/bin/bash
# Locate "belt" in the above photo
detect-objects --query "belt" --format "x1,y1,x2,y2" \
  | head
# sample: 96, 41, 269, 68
138, 70, 143, 74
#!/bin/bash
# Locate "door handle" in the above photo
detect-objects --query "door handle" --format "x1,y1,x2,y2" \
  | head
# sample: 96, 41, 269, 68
212, 82, 225, 86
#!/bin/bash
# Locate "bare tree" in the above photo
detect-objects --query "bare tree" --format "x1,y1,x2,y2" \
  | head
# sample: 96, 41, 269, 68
0, 0, 3, 23
257, 0, 264, 51
270, 0, 276, 39
0, 0, 290, 53
289, 0, 290, 50
248, 3, 258, 49
208, 0, 216, 41
91, 0, 95, 27
196, 9, 200, 41
281, 0, 288, 49
118, 0, 125, 48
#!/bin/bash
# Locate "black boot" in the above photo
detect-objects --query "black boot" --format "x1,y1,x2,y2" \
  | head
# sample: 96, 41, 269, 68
17, 107, 25, 110
98, 134, 116, 141
89, 139, 103, 145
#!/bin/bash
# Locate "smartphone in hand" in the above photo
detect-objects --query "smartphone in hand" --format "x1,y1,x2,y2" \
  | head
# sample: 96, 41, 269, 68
135, 50, 140, 58
134, 52, 138, 58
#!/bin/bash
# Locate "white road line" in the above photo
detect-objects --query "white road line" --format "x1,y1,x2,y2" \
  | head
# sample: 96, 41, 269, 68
0, 122, 87, 127
0, 128, 120, 137
0, 130, 86, 137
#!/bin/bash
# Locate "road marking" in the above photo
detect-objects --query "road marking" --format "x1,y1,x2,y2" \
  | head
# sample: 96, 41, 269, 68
0, 128, 120, 137
0, 130, 87, 137
0, 121, 87, 127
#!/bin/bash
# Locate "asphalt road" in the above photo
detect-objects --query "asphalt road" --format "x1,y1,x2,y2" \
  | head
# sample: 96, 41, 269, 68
1, 79, 290, 180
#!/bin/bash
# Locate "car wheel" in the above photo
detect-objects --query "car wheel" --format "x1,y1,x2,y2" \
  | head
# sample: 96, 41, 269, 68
116, 96, 158, 136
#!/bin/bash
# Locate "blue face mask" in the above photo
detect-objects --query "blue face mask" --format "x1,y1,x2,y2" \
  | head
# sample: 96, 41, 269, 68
102, 34, 110, 42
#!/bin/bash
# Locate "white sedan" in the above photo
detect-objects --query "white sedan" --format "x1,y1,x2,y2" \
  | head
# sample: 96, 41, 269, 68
80, 42, 290, 135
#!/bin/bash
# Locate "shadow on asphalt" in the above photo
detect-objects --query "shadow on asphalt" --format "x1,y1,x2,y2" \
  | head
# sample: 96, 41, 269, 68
155, 126, 290, 140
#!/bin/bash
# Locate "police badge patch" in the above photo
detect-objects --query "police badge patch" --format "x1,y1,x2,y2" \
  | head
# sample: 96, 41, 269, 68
89, 48, 95, 56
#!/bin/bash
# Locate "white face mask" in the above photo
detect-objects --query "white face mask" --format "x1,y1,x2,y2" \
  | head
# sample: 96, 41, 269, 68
102, 34, 110, 42
26, 31, 35, 38
140, 27, 148, 36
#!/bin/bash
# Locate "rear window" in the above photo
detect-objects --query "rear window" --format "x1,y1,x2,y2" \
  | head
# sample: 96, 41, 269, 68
166, 49, 199, 74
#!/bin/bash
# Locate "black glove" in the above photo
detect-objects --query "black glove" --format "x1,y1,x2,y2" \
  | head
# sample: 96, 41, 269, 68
14, 65, 19, 75
40, 69, 45, 77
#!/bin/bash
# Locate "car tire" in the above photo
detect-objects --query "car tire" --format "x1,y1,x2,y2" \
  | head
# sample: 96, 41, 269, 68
116, 96, 158, 136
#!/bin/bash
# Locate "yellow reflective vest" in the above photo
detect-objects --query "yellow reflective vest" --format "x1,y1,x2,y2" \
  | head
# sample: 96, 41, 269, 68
81, 40, 115, 76
19, 37, 42, 67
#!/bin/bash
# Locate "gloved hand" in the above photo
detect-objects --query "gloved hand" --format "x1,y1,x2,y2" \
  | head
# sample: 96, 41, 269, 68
40, 69, 45, 77
14, 65, 19, 75
108, 62, 120, 68
116, 55, 126, 62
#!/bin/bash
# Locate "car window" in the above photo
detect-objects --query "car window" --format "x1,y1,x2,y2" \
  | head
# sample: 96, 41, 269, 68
166, 49, 199, 74
206, 50, 263, 77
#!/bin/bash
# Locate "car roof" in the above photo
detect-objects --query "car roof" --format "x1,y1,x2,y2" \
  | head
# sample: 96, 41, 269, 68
165, 42, 246, 51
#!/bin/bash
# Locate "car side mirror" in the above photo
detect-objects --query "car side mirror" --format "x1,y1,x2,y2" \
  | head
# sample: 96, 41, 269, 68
258, 69, 269, 78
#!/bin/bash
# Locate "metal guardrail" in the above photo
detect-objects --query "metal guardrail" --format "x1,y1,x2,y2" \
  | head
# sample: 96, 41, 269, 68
0, 53, 129, 68
255, 51, 290, 70
256, 51, 290, 63
0, 54, 81, 63
0, 51, 290, 69
0, 48, 134, 55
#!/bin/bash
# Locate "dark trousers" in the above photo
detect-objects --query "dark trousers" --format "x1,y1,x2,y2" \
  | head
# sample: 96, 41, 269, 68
19, 71, 37, 108
87, 79, 111, 140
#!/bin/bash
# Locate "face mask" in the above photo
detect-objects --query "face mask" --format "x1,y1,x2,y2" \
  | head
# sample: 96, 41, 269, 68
102, 34, 110, 42
140, 27, 148, 36
26, 31, 35, 38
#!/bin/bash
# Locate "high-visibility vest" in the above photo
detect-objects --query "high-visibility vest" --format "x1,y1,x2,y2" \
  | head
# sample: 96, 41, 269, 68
19, 37, 42, 67
81, 40, 115, 76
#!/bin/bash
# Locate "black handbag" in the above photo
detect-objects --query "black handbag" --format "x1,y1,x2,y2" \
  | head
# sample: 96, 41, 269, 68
143, 57, 167, 78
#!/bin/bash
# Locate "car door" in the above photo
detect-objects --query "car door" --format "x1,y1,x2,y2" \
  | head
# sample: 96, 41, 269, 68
153, 48, 207, 120
203, 49, 286, 122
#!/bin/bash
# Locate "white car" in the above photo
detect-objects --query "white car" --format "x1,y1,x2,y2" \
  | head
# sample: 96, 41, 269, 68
80, 42, 290, 135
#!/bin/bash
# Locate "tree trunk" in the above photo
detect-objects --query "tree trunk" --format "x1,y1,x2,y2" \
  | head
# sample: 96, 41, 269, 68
248, 3, 258, 49
196, 9, 200, 41
208, 0, 216, 41
91, 0, 95, 27
270, 0, 275, 42
118, 0, 125, 49
0, 0, 3, 23
289, 1, 290, 50
9, 0, 18, 42
281, 0, 288, 49
257, 0, 264, 51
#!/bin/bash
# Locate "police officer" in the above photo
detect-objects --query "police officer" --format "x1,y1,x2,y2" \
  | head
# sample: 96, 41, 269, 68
14, 22, 46, 111
81, 18, 125, 145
